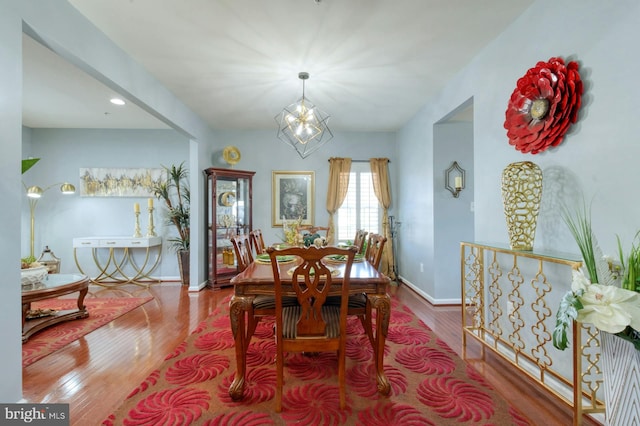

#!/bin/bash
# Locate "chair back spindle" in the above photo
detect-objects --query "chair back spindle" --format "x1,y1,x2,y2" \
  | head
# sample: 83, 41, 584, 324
353, 229, 368, 254
231, 234, 254, 272
249, 229, 266, 255
365, 233, 387, 270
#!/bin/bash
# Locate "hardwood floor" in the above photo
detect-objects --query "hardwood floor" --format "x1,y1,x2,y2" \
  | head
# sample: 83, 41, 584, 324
393, 284, 602, 426
22, 281, 602, 425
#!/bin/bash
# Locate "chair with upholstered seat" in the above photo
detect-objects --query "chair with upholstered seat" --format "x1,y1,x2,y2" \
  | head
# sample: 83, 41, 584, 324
234, 233, 296, 354
249, 229, 266, 256
342, 233, 388, 345
298, 225, 330, 238
230, 234, 254, 272
353, 229, 368, 255
365, 233, 387, 270
267, 245, 357, 412
298, 225, 330, 246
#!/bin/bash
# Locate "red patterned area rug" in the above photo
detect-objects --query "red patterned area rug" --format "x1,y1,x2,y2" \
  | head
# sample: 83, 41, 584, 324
104, 295, 531, 425
23, 297, 153, 367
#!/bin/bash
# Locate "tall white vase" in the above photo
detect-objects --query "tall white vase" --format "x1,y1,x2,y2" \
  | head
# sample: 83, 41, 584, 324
600, 332, 640, 426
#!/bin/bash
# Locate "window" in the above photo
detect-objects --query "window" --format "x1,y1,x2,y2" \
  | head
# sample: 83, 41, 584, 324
336, 162, 380, 242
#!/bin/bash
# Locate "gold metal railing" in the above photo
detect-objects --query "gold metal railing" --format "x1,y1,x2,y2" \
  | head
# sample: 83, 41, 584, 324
460, 242, 605, 426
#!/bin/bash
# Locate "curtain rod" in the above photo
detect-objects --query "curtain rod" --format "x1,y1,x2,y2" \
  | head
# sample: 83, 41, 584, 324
328, 159, 390, 163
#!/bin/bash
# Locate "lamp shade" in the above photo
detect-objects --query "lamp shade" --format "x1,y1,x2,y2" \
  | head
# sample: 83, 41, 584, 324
60, 183, 76, 194
26, 186, 43, 198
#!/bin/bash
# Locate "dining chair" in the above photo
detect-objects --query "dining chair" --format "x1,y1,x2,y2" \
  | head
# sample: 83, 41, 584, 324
236, 234, 297, 356
353, 229, 368, 254
233, 233, 273, 352
267, 245, 357, 412
342, 233, 388, 346
298, 225, 330, 237
249, 229, 266, 256
365, 233, 387, 270
230, 234, 253, 272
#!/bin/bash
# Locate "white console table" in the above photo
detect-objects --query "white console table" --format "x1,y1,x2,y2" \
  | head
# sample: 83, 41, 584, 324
73, 236, 162, 286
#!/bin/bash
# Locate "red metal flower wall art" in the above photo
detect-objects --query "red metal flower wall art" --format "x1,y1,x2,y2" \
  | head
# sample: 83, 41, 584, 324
504, 57, 583, 154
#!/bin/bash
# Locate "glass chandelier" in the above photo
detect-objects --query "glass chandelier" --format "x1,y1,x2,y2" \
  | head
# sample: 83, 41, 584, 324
275, 72, 333, 159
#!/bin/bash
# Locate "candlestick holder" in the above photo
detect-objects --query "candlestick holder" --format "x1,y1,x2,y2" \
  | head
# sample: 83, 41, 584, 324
147, 207, 157, 237
444, 161, 465, 198
133, 211, 143, 238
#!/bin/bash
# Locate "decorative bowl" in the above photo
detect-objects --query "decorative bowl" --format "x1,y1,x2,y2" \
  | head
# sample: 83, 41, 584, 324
21, 266, 48, 286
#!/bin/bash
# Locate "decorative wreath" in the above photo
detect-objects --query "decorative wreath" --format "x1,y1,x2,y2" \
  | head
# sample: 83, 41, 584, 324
504, 57, 583, 154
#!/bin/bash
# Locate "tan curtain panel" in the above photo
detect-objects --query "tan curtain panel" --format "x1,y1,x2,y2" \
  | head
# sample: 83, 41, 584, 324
326, 158, 352, 244
370, 158, 395, 280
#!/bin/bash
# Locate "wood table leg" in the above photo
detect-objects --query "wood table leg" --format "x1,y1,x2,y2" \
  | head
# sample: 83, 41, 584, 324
228, 296, 252, 400
369, 293, 391, 395
22, 282, 89, 343
77, 286, 88, 311
22, 302, 30, 332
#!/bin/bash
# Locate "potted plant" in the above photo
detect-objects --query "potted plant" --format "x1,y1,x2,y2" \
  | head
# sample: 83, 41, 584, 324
553, 201, 640, 425
152, 162, 190, 285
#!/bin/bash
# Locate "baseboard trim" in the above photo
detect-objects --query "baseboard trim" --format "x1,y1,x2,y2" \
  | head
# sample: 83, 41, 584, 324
398, 276, 461, 306
188, 280, 209, 292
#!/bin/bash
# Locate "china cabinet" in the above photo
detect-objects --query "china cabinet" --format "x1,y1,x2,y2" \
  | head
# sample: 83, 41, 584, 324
204, 168, 255, 288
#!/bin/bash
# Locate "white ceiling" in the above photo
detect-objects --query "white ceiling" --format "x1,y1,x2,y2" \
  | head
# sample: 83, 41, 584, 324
22, 0, 533, 131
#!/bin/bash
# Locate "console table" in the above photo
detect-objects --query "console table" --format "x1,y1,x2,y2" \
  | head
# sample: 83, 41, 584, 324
22, 273, 89, 342
73, 236, 161, 286
460, 242, 605, 425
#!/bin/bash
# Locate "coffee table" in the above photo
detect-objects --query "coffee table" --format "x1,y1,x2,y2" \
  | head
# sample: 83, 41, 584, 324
22, 273, 90, 343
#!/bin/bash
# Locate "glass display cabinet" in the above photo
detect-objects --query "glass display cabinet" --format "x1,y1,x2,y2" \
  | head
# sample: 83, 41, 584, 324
204, 168, 255, 288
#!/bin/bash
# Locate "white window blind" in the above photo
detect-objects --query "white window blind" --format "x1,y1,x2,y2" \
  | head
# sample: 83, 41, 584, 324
336, 162, 380, 242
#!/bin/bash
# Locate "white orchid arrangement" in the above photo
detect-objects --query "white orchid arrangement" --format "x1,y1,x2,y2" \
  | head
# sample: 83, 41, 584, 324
553, 202, 640, 351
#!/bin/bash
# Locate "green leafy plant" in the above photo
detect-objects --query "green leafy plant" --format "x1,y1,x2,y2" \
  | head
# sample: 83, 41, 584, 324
22, 158, 40, 174
562, 201, 597, 282
618, 231, 640, 293
553, 201, 640, 351
152, 162, 190, 252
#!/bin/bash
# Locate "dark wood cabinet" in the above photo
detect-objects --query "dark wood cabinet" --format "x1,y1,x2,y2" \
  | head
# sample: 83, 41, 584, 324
204, 168, 255, 288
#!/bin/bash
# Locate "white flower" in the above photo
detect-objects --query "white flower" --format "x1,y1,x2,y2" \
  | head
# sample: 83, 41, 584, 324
576, 283, 640, 333
571, 269, 590, 293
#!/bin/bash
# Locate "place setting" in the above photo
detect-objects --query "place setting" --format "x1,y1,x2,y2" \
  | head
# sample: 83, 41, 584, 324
254, 253, 298, 264
322, 252, 365, 264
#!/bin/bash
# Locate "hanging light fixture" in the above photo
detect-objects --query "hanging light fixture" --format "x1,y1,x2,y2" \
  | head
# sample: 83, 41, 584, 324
275, 72, 333, 159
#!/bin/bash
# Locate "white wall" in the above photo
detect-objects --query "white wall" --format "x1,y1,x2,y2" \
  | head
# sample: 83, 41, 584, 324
23, 128, 396, 280
433, 121, 474, 301
22, 128, 189, 278
397, 0, 640, 301
210, 130, 397, 246
0, 0, 25, 403
2, 0, 215, 402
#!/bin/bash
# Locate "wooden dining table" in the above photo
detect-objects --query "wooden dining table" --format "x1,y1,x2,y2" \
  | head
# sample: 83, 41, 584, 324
228, 256, 392, 401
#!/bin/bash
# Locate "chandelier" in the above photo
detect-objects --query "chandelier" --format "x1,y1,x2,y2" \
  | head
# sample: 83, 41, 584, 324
275, 72, 333, 159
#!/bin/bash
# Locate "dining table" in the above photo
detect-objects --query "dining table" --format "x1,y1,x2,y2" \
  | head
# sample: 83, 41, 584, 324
228, 254, 392, 401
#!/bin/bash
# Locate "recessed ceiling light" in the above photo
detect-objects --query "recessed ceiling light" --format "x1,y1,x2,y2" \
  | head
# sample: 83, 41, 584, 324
110, 98, 125, 106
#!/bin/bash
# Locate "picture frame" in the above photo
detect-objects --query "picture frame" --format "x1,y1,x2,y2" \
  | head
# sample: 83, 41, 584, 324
79, 167, 165, 197
272, 171, 315, 227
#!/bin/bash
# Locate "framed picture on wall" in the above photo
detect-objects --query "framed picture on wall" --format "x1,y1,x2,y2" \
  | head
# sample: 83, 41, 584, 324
272, 171, 315, 227
79, 167, 165, 197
